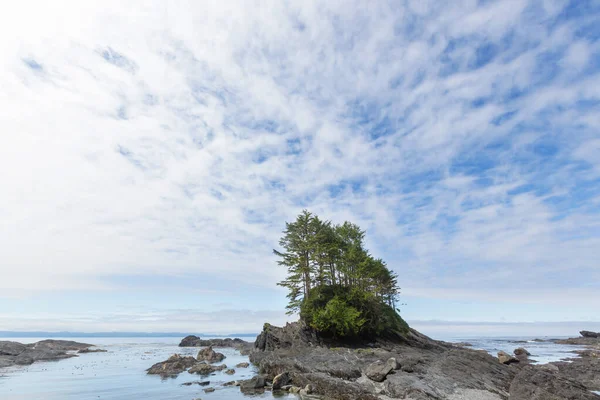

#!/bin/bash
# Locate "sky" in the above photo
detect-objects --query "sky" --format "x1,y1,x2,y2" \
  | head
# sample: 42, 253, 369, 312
0, 0, 599, 337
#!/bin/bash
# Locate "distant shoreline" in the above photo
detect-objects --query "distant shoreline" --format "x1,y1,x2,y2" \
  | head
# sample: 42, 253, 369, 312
0, 331, 258, 338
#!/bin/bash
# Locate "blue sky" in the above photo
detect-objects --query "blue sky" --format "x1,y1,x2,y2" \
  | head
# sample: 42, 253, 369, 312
0, 0, 599, 336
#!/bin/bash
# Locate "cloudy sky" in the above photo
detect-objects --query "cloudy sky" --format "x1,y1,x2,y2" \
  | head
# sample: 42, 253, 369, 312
1, 0, 599, 337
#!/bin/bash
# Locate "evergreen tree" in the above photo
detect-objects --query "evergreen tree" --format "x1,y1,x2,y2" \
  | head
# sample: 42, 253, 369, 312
274, 211, 408, 338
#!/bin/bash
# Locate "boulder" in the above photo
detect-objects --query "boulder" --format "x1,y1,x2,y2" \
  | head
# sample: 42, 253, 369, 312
272, 371, 292, 389
514, 348, 531, 356
235, 362, 249, 368
225, 368, 235, 375
146, 354, 198, 376
240, 375, 266, 394
498, 351, 519, 365
179, 335, 202, 347
365, 358, 397, 382
196, 346, 226, 363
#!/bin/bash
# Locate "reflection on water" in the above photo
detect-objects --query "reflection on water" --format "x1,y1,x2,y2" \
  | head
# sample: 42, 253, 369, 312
0, 337, 298, 400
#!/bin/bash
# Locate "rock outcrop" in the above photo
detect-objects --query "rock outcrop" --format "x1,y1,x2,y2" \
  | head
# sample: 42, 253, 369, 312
510, 366, 600, 399
196, 346, 226, 363
146, 354, 198, 376
179, 335, 253, 354
247, 321, 600, 400
581, 331, 600, 338
188, 362, 227, 375
0, 340, 95, 369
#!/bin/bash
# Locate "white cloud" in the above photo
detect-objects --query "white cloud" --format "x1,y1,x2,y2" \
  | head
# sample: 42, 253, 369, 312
0, 0, 598, 328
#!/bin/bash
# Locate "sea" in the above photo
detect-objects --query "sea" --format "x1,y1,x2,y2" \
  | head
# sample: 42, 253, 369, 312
0, 335, 594, 399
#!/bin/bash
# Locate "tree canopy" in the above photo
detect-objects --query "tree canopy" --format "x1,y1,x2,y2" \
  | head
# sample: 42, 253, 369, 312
274, 210, 409, 339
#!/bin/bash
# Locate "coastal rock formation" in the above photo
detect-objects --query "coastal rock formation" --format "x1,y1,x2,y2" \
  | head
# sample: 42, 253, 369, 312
581, 331, 600, 338
510, 366, 599, 399
196, 346, 226, 363
248, 322, 600, 400
498, 351, 519, 365
551, 350, 600, 392
188, 362, 227, 375
179, 335, 253, 354
146, 354, 198, 376
0, 340, 95, 369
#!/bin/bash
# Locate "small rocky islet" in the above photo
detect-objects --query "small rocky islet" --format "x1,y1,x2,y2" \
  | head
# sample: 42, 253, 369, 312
0, 339, 105, 368
148, 327, 600, 400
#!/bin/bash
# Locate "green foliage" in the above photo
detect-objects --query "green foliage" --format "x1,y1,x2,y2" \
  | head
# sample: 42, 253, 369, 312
311, 296, 365, 338
274, 210, 408, 339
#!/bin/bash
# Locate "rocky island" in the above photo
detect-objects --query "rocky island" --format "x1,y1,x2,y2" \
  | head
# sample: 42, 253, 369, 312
0, 339, 101, 369
147, 212, 600, 399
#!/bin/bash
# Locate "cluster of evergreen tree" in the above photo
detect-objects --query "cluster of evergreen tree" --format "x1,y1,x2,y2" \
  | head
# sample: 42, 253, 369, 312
274, 210, 409, 339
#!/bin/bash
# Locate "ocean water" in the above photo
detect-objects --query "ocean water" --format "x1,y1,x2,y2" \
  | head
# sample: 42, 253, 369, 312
442, 336, 589, 364
0, 337, 298, 400
0, 335, 590, 399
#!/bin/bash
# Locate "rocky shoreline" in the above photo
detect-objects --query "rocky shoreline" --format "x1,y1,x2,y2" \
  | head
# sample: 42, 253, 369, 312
148, 325, 600, 399
0, 339, 101, 369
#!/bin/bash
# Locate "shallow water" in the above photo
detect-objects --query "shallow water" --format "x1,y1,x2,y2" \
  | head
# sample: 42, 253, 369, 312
0, 337, 298, 400
0, 335, 591, 399
442, 336, 588, 364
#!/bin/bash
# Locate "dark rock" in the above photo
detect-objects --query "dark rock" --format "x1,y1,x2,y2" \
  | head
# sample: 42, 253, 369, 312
513, 348, 530, 356
0, 339, 96, 369
203, 387, 215, 393
188, 362, 227, 375
196, 346, 226, 363
77, 348, 107, 353
224, 368, 235, 375
235, 362, 249, 368
181, 380, 210, 386
272, 371, 291, 389
581, 331, 600, 338
146, 354, 198, 376
179, 336, 252, 353
509, 366, 600, 399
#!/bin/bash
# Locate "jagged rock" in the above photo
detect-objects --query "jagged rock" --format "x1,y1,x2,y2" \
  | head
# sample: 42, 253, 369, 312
225, 368, 235, 375
196, 346, 226, 363
272, 371, 292, 389
235, 362, 249, 368
509, 366, 600, 399
498, 351, 519, 365
179, 336, 252, 353
240, 375, 266, 394
188, 362, 227, 375
146, 354, 198, 376
365, 358, 396, 382
581, 331, 600, 338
